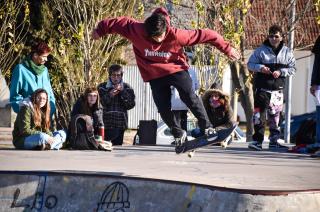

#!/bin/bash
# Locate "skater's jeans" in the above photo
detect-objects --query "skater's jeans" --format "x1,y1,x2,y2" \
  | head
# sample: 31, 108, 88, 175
24, 130, 67, 150
149, 71, 211, 138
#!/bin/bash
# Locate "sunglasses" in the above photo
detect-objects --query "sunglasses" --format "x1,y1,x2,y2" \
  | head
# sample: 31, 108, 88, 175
268, 34, 281, 39
111, 74, 122, 77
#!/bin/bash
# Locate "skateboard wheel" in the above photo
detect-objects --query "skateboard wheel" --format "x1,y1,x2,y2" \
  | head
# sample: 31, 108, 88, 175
188, 151, 195, 158
221, 141, 227, 149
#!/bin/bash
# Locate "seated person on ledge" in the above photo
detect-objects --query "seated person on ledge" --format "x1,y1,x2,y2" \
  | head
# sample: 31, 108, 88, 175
12, 89, 66, 150
70, 87, 104, 139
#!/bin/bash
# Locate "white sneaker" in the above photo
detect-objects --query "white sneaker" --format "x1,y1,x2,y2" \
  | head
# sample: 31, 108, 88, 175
174, 130, 187, 146
205, 127, 218, 142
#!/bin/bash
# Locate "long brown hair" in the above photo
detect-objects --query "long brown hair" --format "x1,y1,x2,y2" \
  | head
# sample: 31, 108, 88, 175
81, 87, 100, 115
30, 89, 50, 130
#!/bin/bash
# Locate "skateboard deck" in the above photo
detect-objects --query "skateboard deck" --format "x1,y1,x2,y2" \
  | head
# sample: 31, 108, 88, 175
175, 124, 237, 154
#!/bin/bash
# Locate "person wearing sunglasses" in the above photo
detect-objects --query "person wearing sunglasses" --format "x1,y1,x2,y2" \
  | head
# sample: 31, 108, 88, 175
247, 25, 296, 151
98, 64, 135, 145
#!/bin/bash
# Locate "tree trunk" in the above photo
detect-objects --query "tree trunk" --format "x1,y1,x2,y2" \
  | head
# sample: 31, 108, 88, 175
230, 62, 254, 142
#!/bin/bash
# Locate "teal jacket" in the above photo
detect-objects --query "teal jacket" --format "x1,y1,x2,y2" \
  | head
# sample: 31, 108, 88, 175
9, 63, 56, 116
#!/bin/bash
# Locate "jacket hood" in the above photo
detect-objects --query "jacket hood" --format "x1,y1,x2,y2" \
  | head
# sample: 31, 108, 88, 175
18, 97, 34, 110
202, 89, 230, 110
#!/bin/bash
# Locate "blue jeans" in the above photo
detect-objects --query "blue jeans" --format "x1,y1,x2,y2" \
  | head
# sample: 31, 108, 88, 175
24, 130, 67, 150
317, 106, 320, 143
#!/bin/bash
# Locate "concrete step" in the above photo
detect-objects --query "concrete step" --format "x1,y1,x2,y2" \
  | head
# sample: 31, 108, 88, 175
0, 127, 12, 143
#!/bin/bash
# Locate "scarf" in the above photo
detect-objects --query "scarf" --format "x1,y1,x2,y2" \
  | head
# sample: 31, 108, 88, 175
22, 55, 46, 75
105, 78, 123, 89
209, 98, 221, 108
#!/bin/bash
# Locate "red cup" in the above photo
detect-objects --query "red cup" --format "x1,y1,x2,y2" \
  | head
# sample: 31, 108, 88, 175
99, 126, 105, 141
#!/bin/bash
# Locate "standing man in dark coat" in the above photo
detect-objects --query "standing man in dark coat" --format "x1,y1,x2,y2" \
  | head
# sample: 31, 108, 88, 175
98, 64, 135, 145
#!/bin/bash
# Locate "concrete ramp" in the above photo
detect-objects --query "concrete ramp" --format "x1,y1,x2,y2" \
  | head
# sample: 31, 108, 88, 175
0, 171, 319, 212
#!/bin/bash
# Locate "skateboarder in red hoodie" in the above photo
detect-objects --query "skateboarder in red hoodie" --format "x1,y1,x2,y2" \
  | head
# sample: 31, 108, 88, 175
92, 7, 240, 147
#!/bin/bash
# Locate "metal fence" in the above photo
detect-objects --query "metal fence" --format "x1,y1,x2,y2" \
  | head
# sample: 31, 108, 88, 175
123, 65, 216, 129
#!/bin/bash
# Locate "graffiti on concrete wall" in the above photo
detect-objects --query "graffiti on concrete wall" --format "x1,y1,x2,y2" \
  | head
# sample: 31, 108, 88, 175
97, 181, 130, 212
10, 176, 58, 210
8, 176, 130, 211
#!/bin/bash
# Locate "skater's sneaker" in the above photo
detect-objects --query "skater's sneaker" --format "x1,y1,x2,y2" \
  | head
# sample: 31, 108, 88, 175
174, 130, 187, 146
248, 141, 262, 151
268, 141, 288, 150
204, 127, 218, 139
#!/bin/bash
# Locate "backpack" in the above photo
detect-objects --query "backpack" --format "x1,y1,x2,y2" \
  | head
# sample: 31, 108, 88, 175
69, 114, 100, 150
293, 119, 316, 145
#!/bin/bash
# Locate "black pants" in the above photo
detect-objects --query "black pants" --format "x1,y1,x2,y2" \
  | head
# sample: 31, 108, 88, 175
173, 110, 188, 132
105, 128, 125, 145
149, 71, 211, 138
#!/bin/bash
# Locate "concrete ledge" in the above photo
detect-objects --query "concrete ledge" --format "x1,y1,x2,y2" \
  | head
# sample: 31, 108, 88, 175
0, 171, 319, 212
0, 106, 12, 127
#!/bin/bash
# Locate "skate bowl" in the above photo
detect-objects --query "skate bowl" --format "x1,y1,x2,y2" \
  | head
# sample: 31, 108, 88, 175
0, 143, 320, 212
0, 171, 319, 212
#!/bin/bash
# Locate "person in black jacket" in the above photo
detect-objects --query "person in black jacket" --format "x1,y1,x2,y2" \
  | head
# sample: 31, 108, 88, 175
310, 35, 320, 145
70, 87, 104, 137
98, 64, 135, 145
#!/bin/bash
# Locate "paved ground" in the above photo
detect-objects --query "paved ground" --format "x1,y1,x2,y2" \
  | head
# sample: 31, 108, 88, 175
0, 126, 319, 191
1, 144, 319, 191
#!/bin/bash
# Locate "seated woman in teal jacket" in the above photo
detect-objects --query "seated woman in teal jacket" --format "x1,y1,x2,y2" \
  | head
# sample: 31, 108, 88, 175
10, 40, 56, 117
12, 89, 66, 150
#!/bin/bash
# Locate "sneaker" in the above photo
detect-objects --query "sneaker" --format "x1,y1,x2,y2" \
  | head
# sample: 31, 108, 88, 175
205, 127, 217, 136
174, 130, 187, 146
269, 141, 288, 150
248, 141, 262, 151
171, 140, 177, 146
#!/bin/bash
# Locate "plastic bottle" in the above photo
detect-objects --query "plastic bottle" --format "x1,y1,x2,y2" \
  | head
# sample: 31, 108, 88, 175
135, 134, 140, 145
253, 108, 261, 125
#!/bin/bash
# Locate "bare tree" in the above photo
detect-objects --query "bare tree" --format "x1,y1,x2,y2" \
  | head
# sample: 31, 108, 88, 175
0, 0, 29, 77
44, 0, 141, 127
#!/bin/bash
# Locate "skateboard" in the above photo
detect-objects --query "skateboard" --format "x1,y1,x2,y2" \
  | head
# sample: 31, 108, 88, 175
175, 124, 237, 154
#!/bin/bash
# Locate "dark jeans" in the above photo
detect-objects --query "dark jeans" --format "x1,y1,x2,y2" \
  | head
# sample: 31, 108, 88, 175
105, 128, 125, 145
173, 110, 188, 132
149, 71, 211, 138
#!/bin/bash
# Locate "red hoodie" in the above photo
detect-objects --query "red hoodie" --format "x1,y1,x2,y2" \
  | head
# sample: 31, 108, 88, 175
96, 7, 232, 82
